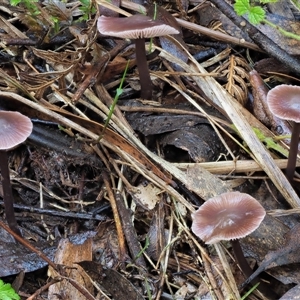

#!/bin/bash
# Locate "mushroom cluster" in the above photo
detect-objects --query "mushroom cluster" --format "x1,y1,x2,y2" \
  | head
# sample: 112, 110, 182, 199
0, 111, 32, 236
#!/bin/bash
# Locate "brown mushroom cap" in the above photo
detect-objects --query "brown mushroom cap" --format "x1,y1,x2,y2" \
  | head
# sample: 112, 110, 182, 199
0, 111, 33, 150
97, 14, 179, 39
191, 191, 266, 244
267, 85, 300, 122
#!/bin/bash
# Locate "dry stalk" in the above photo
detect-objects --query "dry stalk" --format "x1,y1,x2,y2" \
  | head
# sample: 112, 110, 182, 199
174, 159, 298, 174
102, 172, 127, 262
214, 243, 240, 299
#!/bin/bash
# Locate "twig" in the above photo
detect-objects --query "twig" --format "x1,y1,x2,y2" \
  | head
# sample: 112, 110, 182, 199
115, 191, 147, 268
0, 201, 108, 221
102, 171, 127, 262
27, 278, 61, 300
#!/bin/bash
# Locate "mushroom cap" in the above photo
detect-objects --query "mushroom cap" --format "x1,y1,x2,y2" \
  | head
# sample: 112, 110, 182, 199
191, 191, 266, 244
97, 14, 179, 39
267, 84, 300, 122
0, 111, 33, 150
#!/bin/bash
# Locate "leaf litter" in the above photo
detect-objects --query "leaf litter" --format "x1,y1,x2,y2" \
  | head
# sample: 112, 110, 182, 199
0, 0, 300, 299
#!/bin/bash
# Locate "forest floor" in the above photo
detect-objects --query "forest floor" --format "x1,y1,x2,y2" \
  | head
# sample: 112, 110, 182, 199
1, 0, 300, 299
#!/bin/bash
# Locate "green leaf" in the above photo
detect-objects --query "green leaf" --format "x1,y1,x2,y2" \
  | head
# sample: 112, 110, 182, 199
0, 280, 20, 300
248, 6, 265, 24
234, 0, 251, 16
10, 0, 22, 5
234, 0, 267, 25
116, 87, 123, 97
79, 0, 90, 5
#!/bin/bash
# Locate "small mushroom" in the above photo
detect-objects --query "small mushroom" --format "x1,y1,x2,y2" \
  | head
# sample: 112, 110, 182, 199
191, 191, 266, 279
97, 14, 179, 99
0, 111, 33, 236
267, 85, 300, 182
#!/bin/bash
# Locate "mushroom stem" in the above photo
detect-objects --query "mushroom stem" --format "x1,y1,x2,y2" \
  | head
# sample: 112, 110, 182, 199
232, 239, 278, 297
231, 239, 253, 278
286, 122, 300, 182
0, 151, 22, 236
134, 38, 153, 99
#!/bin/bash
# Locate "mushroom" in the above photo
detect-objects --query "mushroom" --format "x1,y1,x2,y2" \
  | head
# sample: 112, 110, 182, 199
0, 111, 33, 236
191, 191, 266, 279
97, 14, 179, 99
267, 85, 300, 182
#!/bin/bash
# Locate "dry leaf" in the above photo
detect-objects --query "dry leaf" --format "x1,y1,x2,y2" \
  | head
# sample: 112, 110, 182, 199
48, 237, 94, 300
242, 224, 300, 287
78, 261, 144, 300
132, 182, 161, 210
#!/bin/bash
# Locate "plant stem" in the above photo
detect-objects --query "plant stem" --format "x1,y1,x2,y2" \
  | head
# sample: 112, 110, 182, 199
103, 60, 129, 131
134, 38, 153, 99
264, 19, 300, 41
286, 122, 300, 182
0, 151, 22, 236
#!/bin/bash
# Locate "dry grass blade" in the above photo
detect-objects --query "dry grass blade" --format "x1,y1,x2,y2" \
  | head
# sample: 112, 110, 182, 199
102, 172, 126, 262
214, 243, 240, 299
0, 15, 28, 39
268, 208, 300, 217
